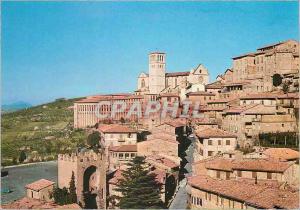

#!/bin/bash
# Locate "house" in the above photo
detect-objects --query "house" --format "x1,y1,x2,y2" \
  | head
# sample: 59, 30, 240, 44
108, 144, 137, 170
25, 179, 55, 202
97, 124, 137, 147
187, 174, 299, 209
194, 128, 237, 160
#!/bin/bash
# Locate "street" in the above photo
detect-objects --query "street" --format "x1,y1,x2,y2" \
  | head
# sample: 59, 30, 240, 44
169, 136, 195, 209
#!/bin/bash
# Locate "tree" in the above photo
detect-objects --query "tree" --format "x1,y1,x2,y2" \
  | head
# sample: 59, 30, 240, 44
19, 150, 26, 163
87, 131, 101, 148
69, 171, 77, 203
53, 187, 71, 205
115, 156, 164, 209
273, 74, 283, 87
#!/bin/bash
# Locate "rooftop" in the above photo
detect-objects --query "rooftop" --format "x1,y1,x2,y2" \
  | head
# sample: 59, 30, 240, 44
187, 91, 215, 96
194, 157, 292, 173
263, 148, 299, 161
165, 71, 190, 77
98, 124, 137, 133
25, 179, 55, 191
187, 175, 299, 209
195, 128, 237, 139
109, 144, 137, 152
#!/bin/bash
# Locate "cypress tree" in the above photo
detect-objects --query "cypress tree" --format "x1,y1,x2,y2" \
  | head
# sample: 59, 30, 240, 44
115, 156, 164, 209
69, 171, 77, 203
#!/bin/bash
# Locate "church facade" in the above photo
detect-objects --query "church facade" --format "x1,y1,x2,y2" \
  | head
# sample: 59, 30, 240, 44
135, 52, 210, 99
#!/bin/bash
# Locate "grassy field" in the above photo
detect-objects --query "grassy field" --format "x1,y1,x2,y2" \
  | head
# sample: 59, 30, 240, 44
1, 98, 87, 166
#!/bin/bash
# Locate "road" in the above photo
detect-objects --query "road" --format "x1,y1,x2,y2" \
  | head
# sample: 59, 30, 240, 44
1, 161, 58, 204
169, 136, 195, 209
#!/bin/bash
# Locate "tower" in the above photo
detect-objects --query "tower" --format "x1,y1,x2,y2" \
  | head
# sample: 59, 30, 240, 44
149, 52, 166, 94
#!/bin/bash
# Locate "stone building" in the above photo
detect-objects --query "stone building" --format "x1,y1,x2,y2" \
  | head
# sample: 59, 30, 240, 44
97, 124, 137, 147
73, 94, 144, 128
136, 52, 209, 98
221, 40, 299, 94
187, 175, 299, 209
58, 149, 106, 209
25, 179, 55, 202
108, 144, 137, 171
194, 128, 237, 160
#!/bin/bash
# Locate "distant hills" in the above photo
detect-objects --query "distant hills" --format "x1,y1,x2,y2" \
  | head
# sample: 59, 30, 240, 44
1, 97, 86, 166
2, 101, 32, 113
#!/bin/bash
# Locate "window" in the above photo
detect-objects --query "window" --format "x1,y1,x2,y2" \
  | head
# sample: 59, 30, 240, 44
218, 140, 222, 145
119, 153, 124, 159
252, 171, 257, 178
267, 172, 272, 179
31, 191, 34, 198
216, 171, 221, 178
209, 193, 211, 201
125, 153, 129, 159
208, 151, 213, 156
282, 124, 284, 127
226, 140, 230, 145
237, 171, 242, 177
208, 140, 213, 145
226, 172, 230, 180
141, 79, 145, 88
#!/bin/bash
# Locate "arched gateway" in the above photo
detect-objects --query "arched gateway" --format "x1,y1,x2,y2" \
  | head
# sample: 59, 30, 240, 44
58, 149, 106, 209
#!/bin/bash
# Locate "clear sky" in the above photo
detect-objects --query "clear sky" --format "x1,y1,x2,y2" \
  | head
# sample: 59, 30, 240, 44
2, 1, 299, 105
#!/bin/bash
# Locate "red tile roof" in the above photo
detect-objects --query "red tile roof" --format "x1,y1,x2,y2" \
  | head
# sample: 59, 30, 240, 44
263, 148, 299, 161
194, 157, 292, 173
224, 104, 258, 114
146, 155, 179, 169
207, 97, 237, 104
109, 144, 137, 152
25, 179, 55, 191
206, 81, 223, 89
195, 128, 237, 138
187, 175, 299, 209
240, 93, 278, 99
163, 118, 187, 127
98, 124, 137, 133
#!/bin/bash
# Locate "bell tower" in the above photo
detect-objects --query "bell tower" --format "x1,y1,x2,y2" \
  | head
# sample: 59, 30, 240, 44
149, 52, 166, 94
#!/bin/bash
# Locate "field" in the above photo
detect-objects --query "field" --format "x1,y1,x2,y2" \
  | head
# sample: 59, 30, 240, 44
1, 98, 87, 166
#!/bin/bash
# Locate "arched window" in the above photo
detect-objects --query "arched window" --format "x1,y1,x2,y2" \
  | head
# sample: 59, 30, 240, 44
141, 79, 145, 88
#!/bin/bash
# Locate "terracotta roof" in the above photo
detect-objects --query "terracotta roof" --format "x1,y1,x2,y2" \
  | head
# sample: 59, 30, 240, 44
223, 81, 250, 86
204, 158, 233, 172
263, 148, 299, 161
240, 93, 278, 99
233, 158, 292, 173
200, 106, 226, 112
188, 175, 299, 209
187, 91, 215, 96
75, 94, 143, 103
98, 124, 137, 133
163, 119, 187, 127
205, 81, 223, 89
25, 179, 55, 191
194, 157, 292, 173
242, 105, 277, 115
149, 52, 165, 54
224, 104, 258, 114
146, 155, 179, 169
165, 71, 190, 77
195, 128, 237, 138
191, 118, 218, 125
207, 97, 237, 104
109, 144, 137, 152
278, 92, 299, 99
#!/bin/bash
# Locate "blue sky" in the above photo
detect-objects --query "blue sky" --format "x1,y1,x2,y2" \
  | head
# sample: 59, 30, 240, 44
2, 1, 299, 105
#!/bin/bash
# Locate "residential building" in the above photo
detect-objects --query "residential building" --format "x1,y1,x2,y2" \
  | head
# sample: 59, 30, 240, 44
25, 179, 55, 202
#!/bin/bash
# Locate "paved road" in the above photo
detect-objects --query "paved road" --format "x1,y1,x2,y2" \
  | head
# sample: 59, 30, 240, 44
169, 137, 195, 209
1, 161, 57, 204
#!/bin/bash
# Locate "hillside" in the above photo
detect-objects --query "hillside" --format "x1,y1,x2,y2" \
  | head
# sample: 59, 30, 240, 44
1, 98, 87, 166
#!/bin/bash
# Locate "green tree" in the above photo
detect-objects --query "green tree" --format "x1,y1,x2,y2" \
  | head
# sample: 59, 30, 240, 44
19, 150, 26, 163
69, 171, 77, 203
273, 74, 283, 87
53, 186, 71, 205
116, 156, 164, 209
87, 131, 101, 148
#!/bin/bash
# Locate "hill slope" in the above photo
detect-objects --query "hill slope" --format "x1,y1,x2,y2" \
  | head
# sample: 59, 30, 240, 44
1, 98, 86, 166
